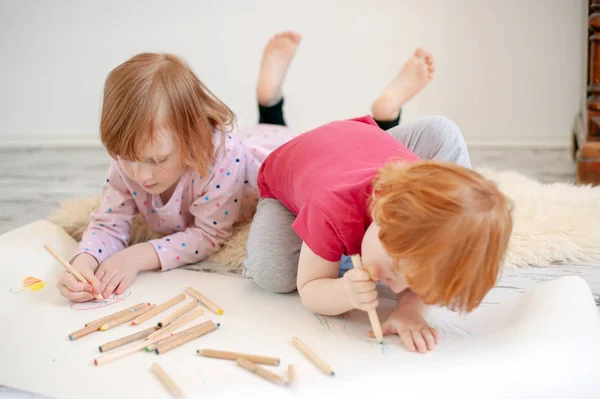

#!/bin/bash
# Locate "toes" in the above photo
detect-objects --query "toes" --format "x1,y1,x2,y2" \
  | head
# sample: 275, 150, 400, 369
414, 46, 425, 58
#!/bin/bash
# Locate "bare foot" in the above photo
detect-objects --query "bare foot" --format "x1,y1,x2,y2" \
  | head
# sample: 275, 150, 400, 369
371, 47, 435, 121
257, 31, 302, 107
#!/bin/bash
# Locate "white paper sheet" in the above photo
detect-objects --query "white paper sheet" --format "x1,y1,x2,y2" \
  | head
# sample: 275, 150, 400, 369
1, 220, 599, 399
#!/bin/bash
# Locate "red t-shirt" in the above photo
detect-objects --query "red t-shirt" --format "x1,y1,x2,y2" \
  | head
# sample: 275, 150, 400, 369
257, 115, 420, 262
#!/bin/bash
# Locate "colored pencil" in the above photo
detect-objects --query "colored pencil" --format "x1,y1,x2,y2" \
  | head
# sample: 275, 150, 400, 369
93, 339, 151, 366
291, 336, 335, 376
98, 326, 158, 352
69, 324, 101, 341
236, 358, 287, 386
150, 363, 183, 398
197, 349, 280, 366
85, 302, 150, 327
351, 254, 384, 343
99, 304, 156, 331
44, 244, 103, 300
155, 322, 219, 355
131, 293, 186, 326
148, 321, 215, 351
157, 300, 197, 328
185, 286, 223, 315
148, 307, 204, 341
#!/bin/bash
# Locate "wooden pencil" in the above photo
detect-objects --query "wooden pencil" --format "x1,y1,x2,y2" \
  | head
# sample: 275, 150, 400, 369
148, 320, 214, 350
236, 358, 287, 386
351, 254, 384, 343
99, 304, 156, 331
98, 326, 159, 352
157, 300, 197, 328
291, 336, 335, 376
197, 349, 280, 366
185, 286, 223, 315
150, 363, 183, 398
44, 244, 103, 301
85, 302, 150, 327
93, 339, 151, 366
69, 324, 101, 341
155, 322, 219, 355
131, 293, 186, 326
287, 365, 297, 385
148, 307, 204, 341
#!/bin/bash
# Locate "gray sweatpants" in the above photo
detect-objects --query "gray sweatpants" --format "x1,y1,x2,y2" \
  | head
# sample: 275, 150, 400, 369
243, 115, 471, 293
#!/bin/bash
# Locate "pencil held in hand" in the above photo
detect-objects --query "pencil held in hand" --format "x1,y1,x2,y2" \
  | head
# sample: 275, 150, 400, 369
350, 254, 384, 343
44, 244, 103, 301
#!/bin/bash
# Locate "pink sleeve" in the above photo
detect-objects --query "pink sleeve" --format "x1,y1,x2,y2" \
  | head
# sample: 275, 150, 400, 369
73, 161, 138, 264
149, 144, 247, 270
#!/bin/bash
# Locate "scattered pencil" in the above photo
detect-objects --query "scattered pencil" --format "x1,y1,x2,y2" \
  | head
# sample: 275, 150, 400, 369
150, 363, 183, 398
69, 324, 102, 341
98, 326, 159, 353
131, 293, 186, 326
157, 300, 197, 328
146, 319, 213, 351
99, 304, 156, 331
85, 302, 150, 327
148, 308, 204, 341
287, 365, 297, 385
44, 244, 103, 301
185, 286, 223, 315
94, 339, 151, 366
155, 321, 219, 355
236, 358, 287, 386
351, 254, 384, 344
291, 336, 335, 376
197, 349, 280, 366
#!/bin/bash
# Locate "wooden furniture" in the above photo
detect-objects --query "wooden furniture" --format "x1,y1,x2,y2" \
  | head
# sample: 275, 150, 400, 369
575, 0, 600, 185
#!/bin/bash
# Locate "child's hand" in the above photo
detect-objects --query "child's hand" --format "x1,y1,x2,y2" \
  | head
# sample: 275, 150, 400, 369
372, 308, 439, 353
94, 251, 140, 299
56, 253, 103, 302
342, 268, 378, 311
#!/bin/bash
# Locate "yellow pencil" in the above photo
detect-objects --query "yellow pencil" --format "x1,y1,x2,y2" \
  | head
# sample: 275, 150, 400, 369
44, 244, 103, 301
351, 254, 384, 343
185, 286, 223, 315
85, 302, 150, 327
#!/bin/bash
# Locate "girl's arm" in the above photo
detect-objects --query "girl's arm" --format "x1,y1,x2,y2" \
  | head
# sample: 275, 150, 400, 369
73, 160, 138, 264
148, 144, 249, 271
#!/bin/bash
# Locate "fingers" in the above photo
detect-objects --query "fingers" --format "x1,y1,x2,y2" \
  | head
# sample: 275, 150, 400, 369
353, 281, 377, 293
115, 276, 132, 295
431, 327, 440, 344
348, 269, 372, 282
56, 273, 95, 302
421, 328, 437, 351
400, 331, 416, 352
101, 276, 122, 299
411, 329, 427, 353
79, 266, 103, 295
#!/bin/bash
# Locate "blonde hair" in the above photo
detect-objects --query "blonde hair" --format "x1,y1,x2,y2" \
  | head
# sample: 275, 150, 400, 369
370, 161, 513, 312
100, 52, 235, 175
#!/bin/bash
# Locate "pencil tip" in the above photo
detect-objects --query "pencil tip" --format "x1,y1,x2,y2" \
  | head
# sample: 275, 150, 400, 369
93, 359, 98, 366
68, 335, 73, 341
99, 326, 106, 331
217, 309, 223, 315
331, 372, 336, 376
155, 349, 159, 354
98, 347, 102, 353
216, 323, 221, 328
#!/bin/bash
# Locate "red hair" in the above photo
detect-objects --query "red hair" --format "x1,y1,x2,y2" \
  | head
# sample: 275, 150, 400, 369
370, 161, 513, 312
100, 52, 235, 175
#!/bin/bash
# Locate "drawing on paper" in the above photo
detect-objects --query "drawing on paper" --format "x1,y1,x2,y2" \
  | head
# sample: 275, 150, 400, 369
10, 276, 46, 293
70, 291, 131, 311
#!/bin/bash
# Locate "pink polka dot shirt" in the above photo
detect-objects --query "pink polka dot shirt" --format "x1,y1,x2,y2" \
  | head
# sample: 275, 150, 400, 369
75, 125, 295, 270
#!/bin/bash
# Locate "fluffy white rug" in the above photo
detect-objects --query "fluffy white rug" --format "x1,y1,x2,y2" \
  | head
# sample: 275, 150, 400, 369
49, 169, 600, 269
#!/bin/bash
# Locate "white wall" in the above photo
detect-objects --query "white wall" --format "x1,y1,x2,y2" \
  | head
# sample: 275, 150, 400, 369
0, 0, 586, 147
